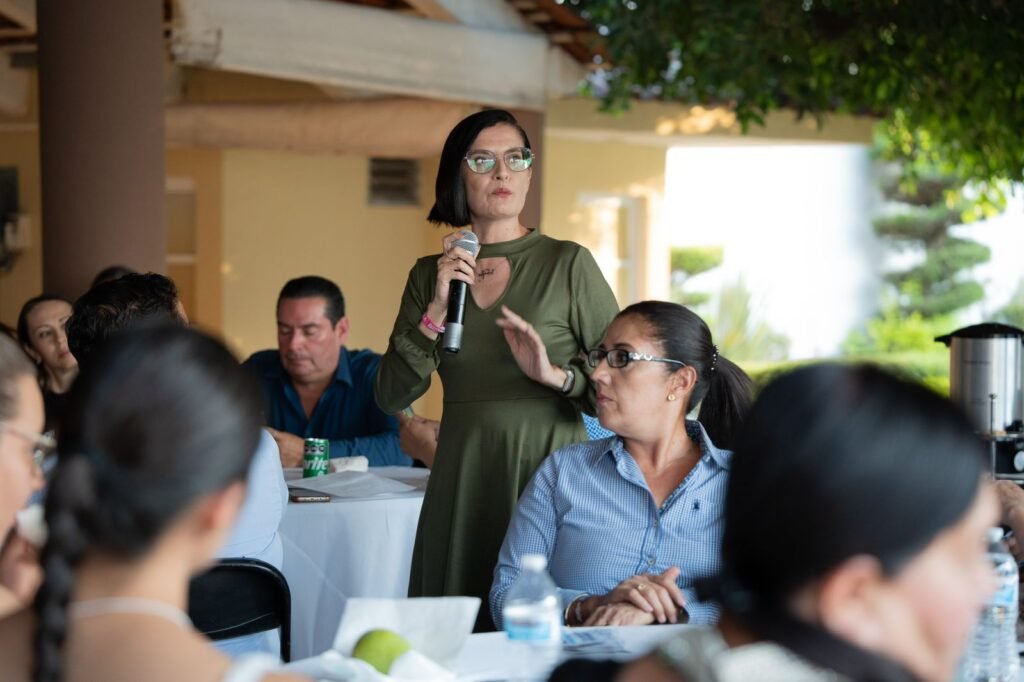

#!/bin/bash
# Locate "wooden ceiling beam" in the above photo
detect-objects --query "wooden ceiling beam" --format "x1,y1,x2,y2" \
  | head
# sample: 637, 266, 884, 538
0, 0, 35, 33
172, 0, 584, 110
403, 0, 459, 22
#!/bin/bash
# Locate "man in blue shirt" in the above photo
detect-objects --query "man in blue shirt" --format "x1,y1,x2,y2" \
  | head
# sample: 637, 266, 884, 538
244, 276, 412, 468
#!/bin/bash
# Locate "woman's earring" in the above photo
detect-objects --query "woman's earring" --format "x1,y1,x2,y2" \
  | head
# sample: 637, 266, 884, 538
667, 394, 677, 402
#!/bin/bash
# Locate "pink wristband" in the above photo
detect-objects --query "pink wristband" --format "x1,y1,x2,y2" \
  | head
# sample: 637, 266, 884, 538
421, 312, 445, 334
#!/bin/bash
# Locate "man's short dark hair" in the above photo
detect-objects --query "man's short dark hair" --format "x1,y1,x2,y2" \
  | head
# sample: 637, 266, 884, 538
91, 264, 137, 288
67, 273, 184, 366
277, 276, 345, 326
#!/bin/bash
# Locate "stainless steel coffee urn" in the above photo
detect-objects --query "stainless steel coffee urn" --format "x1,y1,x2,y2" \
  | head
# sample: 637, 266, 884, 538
935, 323, 1024, 435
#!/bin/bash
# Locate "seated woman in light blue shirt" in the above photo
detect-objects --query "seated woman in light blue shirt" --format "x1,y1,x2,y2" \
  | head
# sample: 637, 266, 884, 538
491, 301, 754, 629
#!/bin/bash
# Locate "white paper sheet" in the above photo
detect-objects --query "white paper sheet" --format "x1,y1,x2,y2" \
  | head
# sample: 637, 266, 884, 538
286, 470, 416, 498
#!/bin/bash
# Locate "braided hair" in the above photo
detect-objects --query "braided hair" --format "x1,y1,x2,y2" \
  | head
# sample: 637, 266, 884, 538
32, 326, 262, 682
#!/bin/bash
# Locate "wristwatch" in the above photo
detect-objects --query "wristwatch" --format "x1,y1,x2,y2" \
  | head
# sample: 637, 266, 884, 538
559, 365, 576, 394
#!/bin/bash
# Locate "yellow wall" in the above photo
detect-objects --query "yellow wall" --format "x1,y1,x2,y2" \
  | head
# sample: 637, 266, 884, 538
541, 135, 668, 305
0, 127, 42, 328
547, 98, 875, 145
165, 147, 224, 332
220, 148, 444, 417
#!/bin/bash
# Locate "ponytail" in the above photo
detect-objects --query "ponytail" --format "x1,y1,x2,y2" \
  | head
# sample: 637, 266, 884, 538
698, 354, 754, 451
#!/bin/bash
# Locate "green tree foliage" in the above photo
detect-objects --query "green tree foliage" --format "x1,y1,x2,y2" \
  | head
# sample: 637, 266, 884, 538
872, 170, 990, 318
711, 277, 790, 362
995, 278, 1024, 330
574, 0, 1024, 191
842, 161, 988, 359
842, 306, 955, 355
669, 245, 722, 308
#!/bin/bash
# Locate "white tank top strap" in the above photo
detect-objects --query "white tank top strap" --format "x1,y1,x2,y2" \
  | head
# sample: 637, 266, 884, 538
221, 653, 284, 682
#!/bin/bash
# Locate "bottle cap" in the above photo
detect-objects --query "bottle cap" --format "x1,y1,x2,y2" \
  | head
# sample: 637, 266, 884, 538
988, 527, 1006, 544
522, 554, 548, 572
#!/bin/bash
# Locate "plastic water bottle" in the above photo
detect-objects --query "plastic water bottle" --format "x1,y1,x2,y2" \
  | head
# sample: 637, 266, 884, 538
502, 554, 562, 681
963, 527, 1019, 682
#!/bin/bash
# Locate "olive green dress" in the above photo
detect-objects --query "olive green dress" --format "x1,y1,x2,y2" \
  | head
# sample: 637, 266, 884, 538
375, 229, 619, 630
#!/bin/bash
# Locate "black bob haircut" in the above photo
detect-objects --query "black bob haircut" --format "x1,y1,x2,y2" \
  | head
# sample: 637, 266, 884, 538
427, 109, 531, 228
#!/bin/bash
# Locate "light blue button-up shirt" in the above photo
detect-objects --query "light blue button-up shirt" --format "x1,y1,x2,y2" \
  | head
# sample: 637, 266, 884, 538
490, 421, 730, 628
213, 429, 288, 658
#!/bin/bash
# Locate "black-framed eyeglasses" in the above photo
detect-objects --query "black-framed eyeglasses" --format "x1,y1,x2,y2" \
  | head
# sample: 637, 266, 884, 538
0, 423, 57, 469
463, 147, 535, 174
586, 348, 686, 370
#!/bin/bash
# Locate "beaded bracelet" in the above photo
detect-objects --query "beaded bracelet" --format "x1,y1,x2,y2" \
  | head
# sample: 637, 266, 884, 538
421, 312, 445, 334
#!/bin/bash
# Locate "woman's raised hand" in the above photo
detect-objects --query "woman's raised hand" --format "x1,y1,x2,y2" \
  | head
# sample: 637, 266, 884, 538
496, 305, 565, 390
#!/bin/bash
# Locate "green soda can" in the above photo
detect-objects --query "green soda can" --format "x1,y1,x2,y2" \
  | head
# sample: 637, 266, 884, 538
303, 438, 330, 478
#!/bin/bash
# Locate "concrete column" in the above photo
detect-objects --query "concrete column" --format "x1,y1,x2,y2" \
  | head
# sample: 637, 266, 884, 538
37, 0, 165, 298
510, 108, 543, 232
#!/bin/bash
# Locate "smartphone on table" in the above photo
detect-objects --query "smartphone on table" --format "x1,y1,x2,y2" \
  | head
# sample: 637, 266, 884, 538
288, 487, 331, 503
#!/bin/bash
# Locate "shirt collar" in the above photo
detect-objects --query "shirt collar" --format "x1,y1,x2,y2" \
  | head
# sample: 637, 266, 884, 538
332, 347, 353, 386
604, 419, 732, 471
265, 347, 352, 387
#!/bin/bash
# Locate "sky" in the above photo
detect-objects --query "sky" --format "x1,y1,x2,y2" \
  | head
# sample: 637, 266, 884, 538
663, 144, 1024, 358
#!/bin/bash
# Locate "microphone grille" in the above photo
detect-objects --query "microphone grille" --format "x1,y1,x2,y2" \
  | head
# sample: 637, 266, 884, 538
453, 230, 481, 258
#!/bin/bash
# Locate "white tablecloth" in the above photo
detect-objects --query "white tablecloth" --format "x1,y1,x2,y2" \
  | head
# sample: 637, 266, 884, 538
284, 625, 690, 680
454, 626, 690, 680
280, 466, 428, 660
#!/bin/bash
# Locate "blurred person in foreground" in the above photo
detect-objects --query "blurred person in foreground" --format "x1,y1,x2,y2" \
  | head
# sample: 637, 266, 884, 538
0, 334, 48, 618
491, 301, 753, 629
0, 327, 307, 682
17, 295, 78, 431
66, 273, 288, 658
580, 364, 997, 682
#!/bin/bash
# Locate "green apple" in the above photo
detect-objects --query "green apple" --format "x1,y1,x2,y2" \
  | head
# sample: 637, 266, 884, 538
352, 629, 412, 674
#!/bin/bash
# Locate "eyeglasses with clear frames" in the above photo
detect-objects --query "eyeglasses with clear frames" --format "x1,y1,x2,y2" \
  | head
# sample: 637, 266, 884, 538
0, 423, 57, 469
587, 348, 686, 370
463, 147, 535, 174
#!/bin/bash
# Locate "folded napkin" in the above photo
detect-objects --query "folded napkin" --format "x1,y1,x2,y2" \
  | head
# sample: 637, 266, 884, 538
334, 597, 481, 668
282, 651, 380, 681
331, 456, 369, 473
283, 649, 453, 682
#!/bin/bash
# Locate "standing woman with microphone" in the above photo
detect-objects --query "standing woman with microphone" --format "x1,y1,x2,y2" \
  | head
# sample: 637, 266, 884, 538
376, 109, 619, 629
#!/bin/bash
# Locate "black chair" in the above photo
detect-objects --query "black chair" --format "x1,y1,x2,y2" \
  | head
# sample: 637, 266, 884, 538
187, 557, 292, 662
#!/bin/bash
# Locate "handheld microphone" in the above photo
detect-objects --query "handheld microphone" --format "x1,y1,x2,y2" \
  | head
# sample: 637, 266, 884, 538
442, 230, 481, 354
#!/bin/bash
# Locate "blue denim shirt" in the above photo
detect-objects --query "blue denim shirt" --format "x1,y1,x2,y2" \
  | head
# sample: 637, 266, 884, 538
491, 421, 729, 627
244, 348, 410, 467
